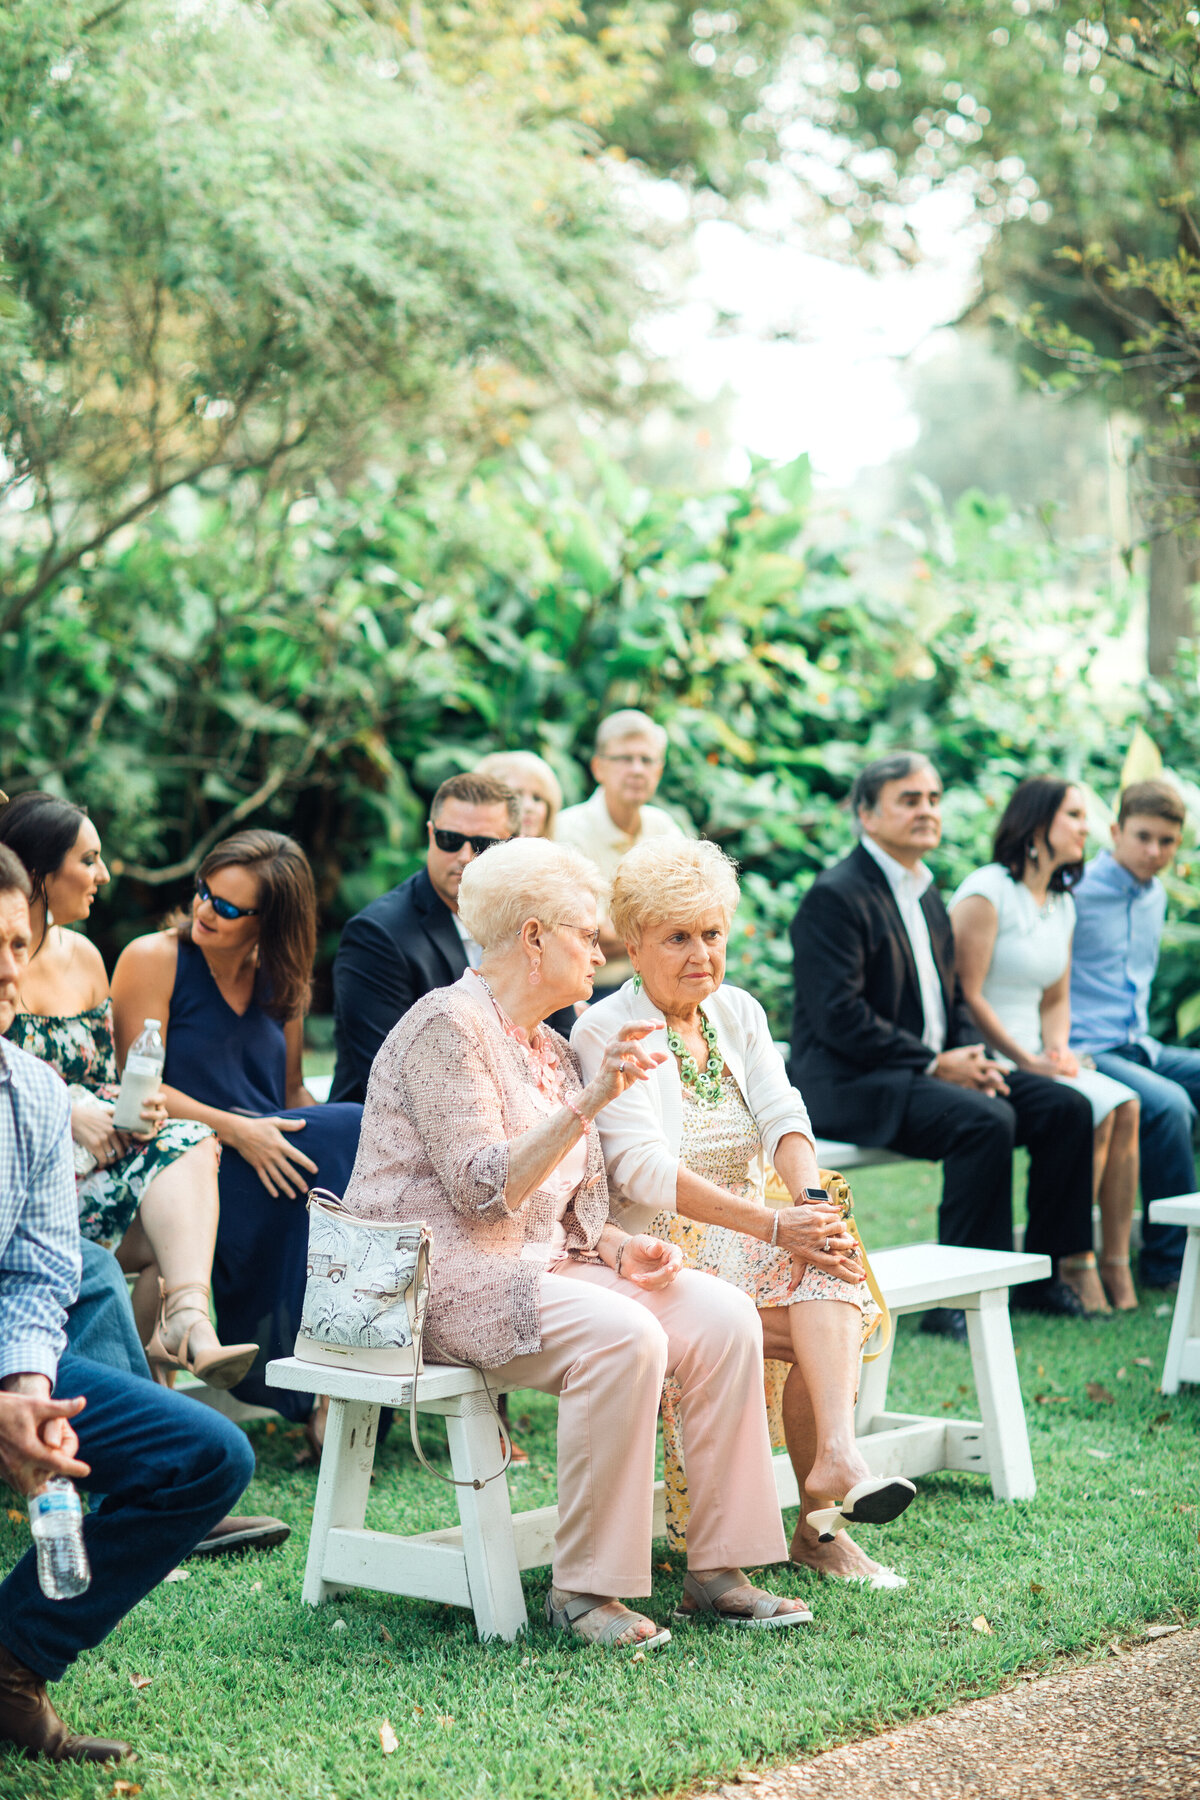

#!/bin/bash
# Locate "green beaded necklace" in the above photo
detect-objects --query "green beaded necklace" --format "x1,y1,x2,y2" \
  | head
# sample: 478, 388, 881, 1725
666, 1008, 725, 1107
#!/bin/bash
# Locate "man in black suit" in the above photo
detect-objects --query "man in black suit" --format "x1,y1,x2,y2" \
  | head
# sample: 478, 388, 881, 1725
789, 752, 1092, 1331
330, 773, 520, 1102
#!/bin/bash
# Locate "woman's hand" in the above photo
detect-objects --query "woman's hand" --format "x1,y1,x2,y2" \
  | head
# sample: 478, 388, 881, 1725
1016, 1051, 1063, 1079
228, 1115, 318, 1199
617, 1234, 683, 1290
71, 1103, 132, 1170
773, 1200, 864, 1287
1044, 1046, 1080, 1078
579, 1021, 668, 1116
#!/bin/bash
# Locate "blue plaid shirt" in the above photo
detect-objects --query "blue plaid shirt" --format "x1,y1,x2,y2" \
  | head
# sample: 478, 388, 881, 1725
0, 1037, 81, 1382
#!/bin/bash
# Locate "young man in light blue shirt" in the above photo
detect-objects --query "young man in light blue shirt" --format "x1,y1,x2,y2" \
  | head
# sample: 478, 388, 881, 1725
1070, 780, 1194, 1287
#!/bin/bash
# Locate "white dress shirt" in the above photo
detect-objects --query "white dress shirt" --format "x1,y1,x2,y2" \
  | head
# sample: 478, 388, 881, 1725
452, 909, 483, 970
860, 834, 947, 1056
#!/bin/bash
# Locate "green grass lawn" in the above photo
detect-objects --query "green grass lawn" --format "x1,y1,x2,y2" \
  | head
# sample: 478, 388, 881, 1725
3, 1159, 1198, 1800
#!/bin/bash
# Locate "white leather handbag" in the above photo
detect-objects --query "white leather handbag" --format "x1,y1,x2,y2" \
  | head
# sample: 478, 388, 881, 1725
293, 1189, 510, 1489
294, 1189, 432, 1376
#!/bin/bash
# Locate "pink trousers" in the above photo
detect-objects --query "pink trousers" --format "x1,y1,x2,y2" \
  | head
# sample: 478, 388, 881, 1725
497, 1259, 787, 1596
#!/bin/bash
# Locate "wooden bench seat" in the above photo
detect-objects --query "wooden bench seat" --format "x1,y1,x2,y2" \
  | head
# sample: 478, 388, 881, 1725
265, 1240, 1049, 1641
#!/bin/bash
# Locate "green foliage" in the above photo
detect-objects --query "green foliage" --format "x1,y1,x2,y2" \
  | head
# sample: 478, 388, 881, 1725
2, 445, 1158, 1029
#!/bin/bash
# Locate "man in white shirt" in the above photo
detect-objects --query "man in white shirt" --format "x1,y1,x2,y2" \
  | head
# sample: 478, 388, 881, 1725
555, 710, 690, 997
789, 752, 1094, 1331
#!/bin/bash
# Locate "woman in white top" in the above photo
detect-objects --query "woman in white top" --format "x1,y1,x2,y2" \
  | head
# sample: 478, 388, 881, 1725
574, 839, 914, 1594
950, 778, 1140, 1313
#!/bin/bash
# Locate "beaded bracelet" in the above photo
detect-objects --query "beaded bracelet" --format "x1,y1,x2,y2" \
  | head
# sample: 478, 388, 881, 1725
563, 1095, 592, 1135
614, 1238, 629, 1280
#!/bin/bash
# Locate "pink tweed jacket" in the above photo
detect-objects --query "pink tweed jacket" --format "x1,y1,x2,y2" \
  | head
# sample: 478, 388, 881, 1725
342, 973, 612, 1368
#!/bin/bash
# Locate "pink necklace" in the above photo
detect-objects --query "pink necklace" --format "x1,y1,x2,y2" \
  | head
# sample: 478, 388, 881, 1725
471, 969, 566, 1103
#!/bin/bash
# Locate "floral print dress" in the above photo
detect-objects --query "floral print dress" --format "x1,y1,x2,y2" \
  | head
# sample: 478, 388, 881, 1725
6, 1001, 215, 1248
651, 1073, 879, 1550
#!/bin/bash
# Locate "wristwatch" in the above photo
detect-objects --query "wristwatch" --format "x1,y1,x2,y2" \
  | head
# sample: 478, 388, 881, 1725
801, 1186, 827, 1203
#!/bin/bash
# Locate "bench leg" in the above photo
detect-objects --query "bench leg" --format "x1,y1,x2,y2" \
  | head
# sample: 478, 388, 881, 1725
964, 1289, 1036, 1502
446, 1392, 527, 1643
301, 1398, 380, 1606
855, 1327, 896, 1433
1160, 1228, 1200, 1396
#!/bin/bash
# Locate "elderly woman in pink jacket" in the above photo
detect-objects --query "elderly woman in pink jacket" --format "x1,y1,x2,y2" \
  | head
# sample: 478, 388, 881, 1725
343, 837, 810, 1649
573, 839, 916, 1593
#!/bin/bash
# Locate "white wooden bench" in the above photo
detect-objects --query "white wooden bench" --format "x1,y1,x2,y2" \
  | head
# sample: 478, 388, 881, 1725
1149, 1194, 1200, 1395
265, 1241, 1048, 1641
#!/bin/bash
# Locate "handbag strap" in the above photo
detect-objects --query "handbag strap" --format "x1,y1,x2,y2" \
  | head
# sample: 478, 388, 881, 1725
305, 1190, 512, 1489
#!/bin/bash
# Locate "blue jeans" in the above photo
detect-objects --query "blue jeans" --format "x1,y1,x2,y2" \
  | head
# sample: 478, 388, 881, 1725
66, 1241, 151, 1380
0, 1353, 254, 1682
1092, 1042, 1200, 1284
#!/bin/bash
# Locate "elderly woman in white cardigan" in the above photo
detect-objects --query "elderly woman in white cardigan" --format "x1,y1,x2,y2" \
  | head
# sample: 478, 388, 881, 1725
573, 839, 916, 1591
345, 836, 811, 1647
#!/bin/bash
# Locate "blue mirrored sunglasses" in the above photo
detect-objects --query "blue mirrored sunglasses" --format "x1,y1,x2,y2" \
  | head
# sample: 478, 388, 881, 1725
195, 876, 260, 921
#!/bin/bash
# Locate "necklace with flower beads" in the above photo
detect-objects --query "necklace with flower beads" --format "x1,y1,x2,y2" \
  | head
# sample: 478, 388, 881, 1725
666, 1008, 725, 1107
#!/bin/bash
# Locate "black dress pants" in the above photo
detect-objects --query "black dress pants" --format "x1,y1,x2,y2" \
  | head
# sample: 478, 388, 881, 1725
889, 1070, 1094, 1259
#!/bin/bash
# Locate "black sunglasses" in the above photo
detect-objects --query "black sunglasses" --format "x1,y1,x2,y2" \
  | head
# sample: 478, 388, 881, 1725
430, 827, 505, 857
195, 876, 260, 921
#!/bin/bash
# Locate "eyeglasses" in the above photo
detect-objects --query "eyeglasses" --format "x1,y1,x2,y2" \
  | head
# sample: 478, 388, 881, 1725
430, 827, 506, 857
194, 876, 260, 921
558, 922, 602, 949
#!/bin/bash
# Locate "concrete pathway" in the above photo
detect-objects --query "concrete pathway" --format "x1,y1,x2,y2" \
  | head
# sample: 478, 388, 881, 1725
703, 1629, 1199, 1800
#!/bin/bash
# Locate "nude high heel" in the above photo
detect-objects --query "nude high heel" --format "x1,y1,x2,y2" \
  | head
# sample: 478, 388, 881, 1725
146, 1281, 258, 1390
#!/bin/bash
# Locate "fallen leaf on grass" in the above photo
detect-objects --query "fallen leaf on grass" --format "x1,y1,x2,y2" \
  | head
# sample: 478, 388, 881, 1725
630, 1650, 645, 1664
1036, 1364, 1045, 1377
1085, 1448, 1114, 1459
1152, 1413, 1173, 1427
971, 1616, 993, 1635
1147, 1625, 1182, 1640
1174, 1504, 1195, 1514
379, 1721, 398, 1756
1107, 1640, 1122, 1658
265, 1423, 276, 1436
162, 1568, 189, 1583
378, 1626, 393, 1644
1086, 1383, 1116, 1405
1116, 1367, 1127, 1379
1029, 1583, 1044, 1595
1035, 1394, 1070, 1406
435, 1714, 455, 1729
6, 1510, 24, 1525
128, 1674, 152, 1692
1134, 1357, 1154, 1369
109, 1783, 142, 1797
411, 1705, 424, 1719
656, 1562, 673, 1573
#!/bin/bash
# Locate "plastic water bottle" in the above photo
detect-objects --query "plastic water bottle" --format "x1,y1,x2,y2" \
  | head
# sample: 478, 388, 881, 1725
111, 1018, 165, 1131
28, 1479, 91, 1600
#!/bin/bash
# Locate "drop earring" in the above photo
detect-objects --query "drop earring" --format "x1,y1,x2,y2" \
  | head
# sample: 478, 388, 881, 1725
632, 973, 643, 995
529, 961, 541, 986
1027, 840, 1040, 868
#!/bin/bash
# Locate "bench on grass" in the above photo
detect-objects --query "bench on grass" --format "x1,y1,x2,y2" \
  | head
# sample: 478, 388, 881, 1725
1150, 1194, 1200, 1395
265, 1240, 1049, 1643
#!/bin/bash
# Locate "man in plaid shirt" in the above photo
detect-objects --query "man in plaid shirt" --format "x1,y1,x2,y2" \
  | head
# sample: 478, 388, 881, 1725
0, 845, 255, 1764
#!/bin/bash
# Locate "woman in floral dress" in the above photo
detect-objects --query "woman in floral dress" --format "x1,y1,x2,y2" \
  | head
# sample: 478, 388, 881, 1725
574, 838, 914, 1592
0, 793, 256, 1389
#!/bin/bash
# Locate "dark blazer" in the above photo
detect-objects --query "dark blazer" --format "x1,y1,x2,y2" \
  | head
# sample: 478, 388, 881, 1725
330, 868, 467, 1104
787, 843, 977, 1146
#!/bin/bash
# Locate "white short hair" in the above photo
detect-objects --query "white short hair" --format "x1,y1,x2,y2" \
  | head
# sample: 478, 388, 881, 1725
457, 837, 608, 952
595, 710, 668, 757
610, 838, 740, 947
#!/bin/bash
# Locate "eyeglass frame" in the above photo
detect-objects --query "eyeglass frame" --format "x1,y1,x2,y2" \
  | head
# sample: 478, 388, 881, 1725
429, 826, 508, 857
194, 876, 260, 921
557, 921, 602, 950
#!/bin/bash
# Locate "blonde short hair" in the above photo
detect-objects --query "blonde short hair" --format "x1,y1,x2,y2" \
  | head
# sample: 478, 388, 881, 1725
595, 709, 668, 758
473, 751, 564, 838
457, 837, 607, 952
610, 838, 740, 948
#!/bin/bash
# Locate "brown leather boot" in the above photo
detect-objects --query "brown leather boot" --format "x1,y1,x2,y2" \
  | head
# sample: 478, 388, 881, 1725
0, 1643, 132, 1763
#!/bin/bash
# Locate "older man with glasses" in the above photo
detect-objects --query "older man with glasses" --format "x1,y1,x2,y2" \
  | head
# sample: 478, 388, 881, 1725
555, 711, 692, 1002
331, 773, 521, 1105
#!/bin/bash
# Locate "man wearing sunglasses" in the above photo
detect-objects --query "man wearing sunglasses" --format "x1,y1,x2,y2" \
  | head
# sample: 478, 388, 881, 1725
330, 774, 520, 1104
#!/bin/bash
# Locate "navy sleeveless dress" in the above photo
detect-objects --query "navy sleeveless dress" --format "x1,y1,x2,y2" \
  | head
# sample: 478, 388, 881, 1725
163, 938, 362, 1420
